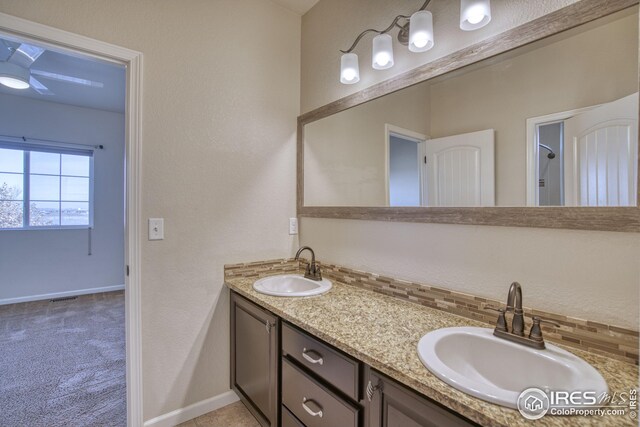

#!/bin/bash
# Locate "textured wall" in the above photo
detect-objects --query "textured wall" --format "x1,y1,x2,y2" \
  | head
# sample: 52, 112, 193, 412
304, 82, 429, 206
0, 93, 125, 301
300, 0, 640, 329
0, 0, 301, 421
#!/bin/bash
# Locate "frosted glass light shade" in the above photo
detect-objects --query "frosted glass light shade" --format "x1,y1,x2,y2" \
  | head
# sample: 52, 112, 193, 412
340, 53, 360, 84
372, 34, 394, 70
409, 10, 434, 52
0, 62, 30, 89
460, 0, 491, 31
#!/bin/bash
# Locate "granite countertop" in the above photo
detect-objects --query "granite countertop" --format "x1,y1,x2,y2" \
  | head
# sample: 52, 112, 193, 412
225, 275, 639, 427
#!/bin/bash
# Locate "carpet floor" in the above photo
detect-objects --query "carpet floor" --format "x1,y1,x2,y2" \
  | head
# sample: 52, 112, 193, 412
0, 291, 126, 427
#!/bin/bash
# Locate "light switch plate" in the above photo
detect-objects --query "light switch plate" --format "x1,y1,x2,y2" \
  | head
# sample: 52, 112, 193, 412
148, 218, 164, 240
289, 217, 298, 235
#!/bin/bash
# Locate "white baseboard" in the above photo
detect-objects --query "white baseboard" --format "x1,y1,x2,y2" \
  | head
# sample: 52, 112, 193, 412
0, 284, 125, 306
143, 390, 239, 427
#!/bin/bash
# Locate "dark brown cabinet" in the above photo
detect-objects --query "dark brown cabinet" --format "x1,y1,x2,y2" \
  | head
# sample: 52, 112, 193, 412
229, 291, 477, 427
281, 322, 362, 427
366, 369, 477, 427
282, 323, 360, 401
230, 292, 279, 427
282, 406, 307, 427
282, 358, 360, 427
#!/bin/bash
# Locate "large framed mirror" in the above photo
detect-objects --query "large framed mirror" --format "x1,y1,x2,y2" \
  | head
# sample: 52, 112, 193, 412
297, 0, 640, 232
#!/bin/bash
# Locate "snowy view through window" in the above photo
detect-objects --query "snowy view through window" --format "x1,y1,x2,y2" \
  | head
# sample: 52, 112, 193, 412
0, 147, 92, 229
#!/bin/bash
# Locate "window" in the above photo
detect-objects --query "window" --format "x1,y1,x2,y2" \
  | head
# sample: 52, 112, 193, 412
0, 144, 93, 229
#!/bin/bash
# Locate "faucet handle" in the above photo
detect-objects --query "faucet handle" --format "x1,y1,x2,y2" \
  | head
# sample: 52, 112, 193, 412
532, 315, 561, 328
309, 261, 322, 279
483, 304, 504, 312
303, 262, 312, 274
483, 304, 508, 333
528, 316, 561, 343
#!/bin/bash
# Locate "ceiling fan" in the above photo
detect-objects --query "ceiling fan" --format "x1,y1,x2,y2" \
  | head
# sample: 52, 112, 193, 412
0, 42, 103, 95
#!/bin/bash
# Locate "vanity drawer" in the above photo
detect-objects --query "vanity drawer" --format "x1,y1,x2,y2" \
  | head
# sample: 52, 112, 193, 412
282, 322, 359, 400
282, 358, 359, 427
282, 406, 305, 427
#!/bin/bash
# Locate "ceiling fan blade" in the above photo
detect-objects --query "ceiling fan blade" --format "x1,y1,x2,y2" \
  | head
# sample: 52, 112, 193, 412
9, 43, 45, 68
0, 40, 13, 62
31, 69, 104, 88
29, 76, 54, 95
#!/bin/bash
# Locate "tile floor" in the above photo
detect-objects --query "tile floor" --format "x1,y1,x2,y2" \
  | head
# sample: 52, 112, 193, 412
177, 401, 259, 427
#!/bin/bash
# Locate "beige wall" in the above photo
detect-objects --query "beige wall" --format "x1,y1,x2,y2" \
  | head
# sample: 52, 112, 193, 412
0, 0, 301, 421
301, 0, 640, 329
304, 83, 429, 206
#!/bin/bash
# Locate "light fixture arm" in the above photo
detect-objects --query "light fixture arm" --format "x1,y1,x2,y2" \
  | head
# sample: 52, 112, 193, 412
339, 0, 432, 54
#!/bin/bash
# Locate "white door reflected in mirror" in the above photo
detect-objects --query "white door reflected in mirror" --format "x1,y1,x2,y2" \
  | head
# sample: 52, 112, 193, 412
387, 128, 495, 207
423, 129, 495, 207
564, 93, 638, 207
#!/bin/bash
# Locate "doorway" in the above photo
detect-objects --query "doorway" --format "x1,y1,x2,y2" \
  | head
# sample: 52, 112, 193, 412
536, 121, 564, 206
0, 12, 143, 427
385, 124, 426, 207
0, 33, 126, 426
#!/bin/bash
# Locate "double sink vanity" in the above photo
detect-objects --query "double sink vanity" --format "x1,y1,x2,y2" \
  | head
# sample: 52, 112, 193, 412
226, 1, 640, 425
226, 254, 638, 427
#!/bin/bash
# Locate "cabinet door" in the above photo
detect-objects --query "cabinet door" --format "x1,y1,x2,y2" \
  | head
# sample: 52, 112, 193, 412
367, 369, 477, 427
230, 292, 279, 427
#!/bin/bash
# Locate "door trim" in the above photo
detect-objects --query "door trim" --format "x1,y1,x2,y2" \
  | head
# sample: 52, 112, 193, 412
525, 106, 600, 206
0, 12, 144, 427
384, 124, 427, 207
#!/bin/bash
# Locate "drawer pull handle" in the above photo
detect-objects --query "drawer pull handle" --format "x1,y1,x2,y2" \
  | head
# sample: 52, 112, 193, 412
302, 348, 324, 365
302, 397, 323, 418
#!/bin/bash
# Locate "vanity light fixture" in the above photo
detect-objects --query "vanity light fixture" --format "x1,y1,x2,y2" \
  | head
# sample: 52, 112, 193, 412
409, 10, 434, 52
340, 53, 360, 84
372, 34, 394, 69
0, 62, 30, 89
339, 0, 492, 84
460, 0, 492, 31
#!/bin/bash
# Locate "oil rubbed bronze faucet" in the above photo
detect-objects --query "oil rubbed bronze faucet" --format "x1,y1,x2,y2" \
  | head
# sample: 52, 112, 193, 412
484, 282, 560, 349
506, 281, 524, 336
294, 246, 322, 281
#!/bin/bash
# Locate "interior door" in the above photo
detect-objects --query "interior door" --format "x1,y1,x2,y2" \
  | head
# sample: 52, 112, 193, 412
423, 129, 495, 207
564, 93, 638, 206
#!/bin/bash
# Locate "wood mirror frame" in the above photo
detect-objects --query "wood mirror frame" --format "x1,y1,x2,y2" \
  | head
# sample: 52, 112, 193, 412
297, 0, 640, 232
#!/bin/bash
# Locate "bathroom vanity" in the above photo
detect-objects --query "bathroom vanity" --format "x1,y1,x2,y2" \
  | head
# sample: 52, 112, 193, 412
227, 1, 640, 425
231, 291, 475, 427
227, 264, 638, 427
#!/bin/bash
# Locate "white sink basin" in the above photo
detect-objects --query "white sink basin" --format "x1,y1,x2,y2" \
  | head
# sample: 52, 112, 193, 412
417, 327, 607, 408
253, 274, 332, 297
